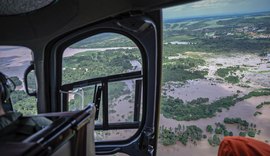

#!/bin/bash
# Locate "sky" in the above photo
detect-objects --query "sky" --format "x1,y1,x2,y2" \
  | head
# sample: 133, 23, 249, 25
163, 0, 270, 19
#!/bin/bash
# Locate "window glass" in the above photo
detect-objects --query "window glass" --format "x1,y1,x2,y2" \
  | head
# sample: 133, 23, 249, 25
0, 46, 37, 115
62, 33, 141, 84
62, 33, 143, 141
108, 79, 143, 123
160, 0, 270, 155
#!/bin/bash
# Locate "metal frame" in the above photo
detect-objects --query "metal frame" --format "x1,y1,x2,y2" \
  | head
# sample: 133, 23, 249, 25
61, 71, 143, 131
46, 11, 161, 155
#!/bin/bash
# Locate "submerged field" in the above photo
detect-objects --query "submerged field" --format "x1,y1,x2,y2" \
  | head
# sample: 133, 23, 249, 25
158, 52, 270, 156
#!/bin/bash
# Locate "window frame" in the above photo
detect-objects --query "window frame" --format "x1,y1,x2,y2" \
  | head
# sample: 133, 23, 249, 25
52, 29, 148, 145
59, 28, 147, 143
46, 13, 161, 155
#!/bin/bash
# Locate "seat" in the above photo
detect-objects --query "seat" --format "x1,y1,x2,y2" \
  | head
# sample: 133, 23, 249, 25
0, 104, 96, 156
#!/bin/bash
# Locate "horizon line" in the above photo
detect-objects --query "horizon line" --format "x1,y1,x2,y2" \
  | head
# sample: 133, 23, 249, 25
163, 10, 270, 21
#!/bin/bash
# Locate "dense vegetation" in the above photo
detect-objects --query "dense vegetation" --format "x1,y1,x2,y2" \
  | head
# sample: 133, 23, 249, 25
223, 117, 258, 138
161, 95, 238, 121
208, 134, 221, 147
224, 117, 249, 130
13, 96, 37, 115
10, 90, 37, 115
162, 57, 207, 83
63, 49, 141, 84
215, 66, 243, 78
204, 119, 259, 147
224, 76, 240, 84
163, 13, 270, 54
240, 89, 270, 100
215, 66, 245, 84
159, 125, 203, 146
160, 118, 260, 147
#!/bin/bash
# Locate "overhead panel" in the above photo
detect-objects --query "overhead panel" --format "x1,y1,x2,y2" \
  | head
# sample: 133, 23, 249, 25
0, 0, 55, 15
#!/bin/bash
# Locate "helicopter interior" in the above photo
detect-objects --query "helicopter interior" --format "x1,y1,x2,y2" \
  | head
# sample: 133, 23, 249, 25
1, 0, 270, 156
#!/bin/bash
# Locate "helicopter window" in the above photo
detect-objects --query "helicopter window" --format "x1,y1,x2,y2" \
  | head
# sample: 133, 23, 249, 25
62, 33, 141, 85
0, 46, 37, 115
62, 33, 143, 141
159, 0, 270, 155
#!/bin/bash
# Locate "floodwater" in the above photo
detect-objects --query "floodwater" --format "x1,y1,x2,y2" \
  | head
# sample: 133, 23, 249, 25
158, 52, 270, 156
206, 53, 270, 87
158, 95, 270, 156
0, 46, 32, 79
163, 79, 252, 102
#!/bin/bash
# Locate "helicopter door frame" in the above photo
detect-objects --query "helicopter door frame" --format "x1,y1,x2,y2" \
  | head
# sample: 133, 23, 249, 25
45, 10, 162, 156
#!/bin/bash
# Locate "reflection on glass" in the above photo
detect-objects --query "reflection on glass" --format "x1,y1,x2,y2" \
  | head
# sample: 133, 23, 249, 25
26, 70, 37, 94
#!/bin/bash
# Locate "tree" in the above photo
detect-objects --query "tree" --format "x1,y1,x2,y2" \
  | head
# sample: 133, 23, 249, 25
215, 127, 223, 134
248, 131, 256, 137
213, 135, 220, 146
223, 130, 229, 136
219, 124, 226, 131
239, 132, 246, 137
179, 134, 188, 146
159, 128, 177, 146
203, 134, 207, 139
206, 125, 213, 133
13, 96, 37, 115
208, 138, 213, 146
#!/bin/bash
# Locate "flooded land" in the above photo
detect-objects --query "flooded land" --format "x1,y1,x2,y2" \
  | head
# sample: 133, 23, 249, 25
158, 51, 270, 156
